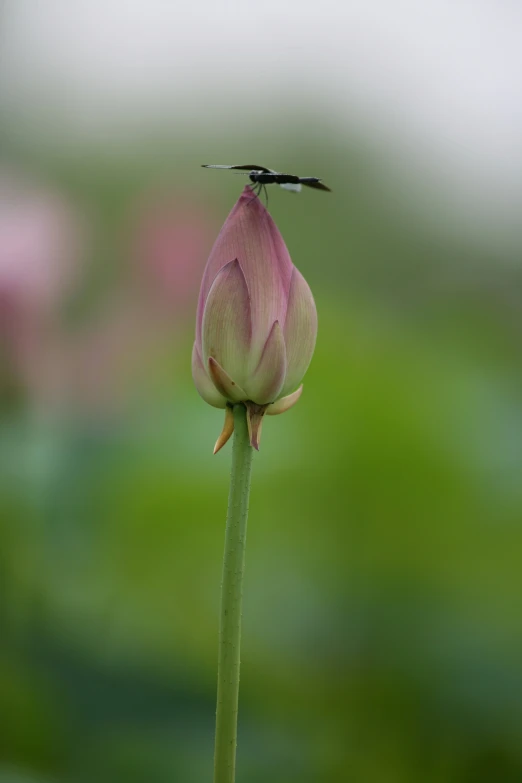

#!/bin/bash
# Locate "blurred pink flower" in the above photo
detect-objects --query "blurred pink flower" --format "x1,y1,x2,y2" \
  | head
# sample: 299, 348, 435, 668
0, 174, 83, 405
131, 194, 217, 317
0, 179, 220, 419
0, 176, 81, 314
54, 194, 218, 415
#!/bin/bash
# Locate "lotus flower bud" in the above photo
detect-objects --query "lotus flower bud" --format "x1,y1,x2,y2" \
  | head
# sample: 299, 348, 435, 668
192, 186, 317, 451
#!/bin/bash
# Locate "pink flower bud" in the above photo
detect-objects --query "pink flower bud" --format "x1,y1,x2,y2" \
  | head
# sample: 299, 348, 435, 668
192, 186, 317, 450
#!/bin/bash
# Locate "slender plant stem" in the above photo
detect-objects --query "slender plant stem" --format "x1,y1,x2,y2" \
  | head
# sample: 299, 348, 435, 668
214, 403, 253, 783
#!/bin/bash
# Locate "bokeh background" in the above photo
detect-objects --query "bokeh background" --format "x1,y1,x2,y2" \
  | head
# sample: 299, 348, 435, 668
1, 2, 522, 782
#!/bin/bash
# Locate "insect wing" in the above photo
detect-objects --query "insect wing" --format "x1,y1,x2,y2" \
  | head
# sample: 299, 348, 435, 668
201, 164, 271, 172
279, 182, 302, 193
300, 179, 332, 192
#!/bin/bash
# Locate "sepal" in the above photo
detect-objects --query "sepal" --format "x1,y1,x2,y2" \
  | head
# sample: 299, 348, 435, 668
213, 405, 235, 454
245, 401, 268, 451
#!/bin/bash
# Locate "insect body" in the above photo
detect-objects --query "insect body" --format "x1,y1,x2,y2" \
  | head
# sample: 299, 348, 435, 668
202, 164, 331, 201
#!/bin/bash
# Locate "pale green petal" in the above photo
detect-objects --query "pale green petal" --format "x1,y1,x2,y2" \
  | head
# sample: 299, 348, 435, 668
266, 384, 303, 415
208, 357, 247, 402
202, 259, 251, 389
191, 342, 227, 409
281, 268, 317, 397
245, 320, 286, 405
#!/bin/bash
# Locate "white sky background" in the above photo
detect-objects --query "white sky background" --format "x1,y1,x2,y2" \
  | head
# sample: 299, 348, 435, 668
0, 0, 521, 243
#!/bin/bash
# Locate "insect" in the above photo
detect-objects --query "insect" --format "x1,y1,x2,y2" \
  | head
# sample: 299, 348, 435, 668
202, 164, 331, 202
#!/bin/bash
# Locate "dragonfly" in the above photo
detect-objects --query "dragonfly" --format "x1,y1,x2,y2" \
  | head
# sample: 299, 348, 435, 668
202, 164, 331, 202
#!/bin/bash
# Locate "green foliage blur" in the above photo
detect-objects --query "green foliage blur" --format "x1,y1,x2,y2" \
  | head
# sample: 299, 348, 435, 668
1, 121, 522, 783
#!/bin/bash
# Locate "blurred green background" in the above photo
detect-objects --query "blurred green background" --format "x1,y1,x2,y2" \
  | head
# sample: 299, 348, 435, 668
1, 2, 522, 782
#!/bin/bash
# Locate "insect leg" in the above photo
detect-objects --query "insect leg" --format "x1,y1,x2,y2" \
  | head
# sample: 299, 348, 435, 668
246, 181, 261, 205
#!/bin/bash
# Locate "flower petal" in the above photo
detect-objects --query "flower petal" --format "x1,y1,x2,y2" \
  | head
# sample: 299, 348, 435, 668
192, 342, 227, 408
198, 187, 293, 363
245, 320, 286, 405
280, 267, 317, 397
201, 259, 251, 389
266, 384, 303, 415
208, 357, 247, 402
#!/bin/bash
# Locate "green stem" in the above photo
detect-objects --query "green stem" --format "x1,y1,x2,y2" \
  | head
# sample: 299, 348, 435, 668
214, 404, 253, 783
